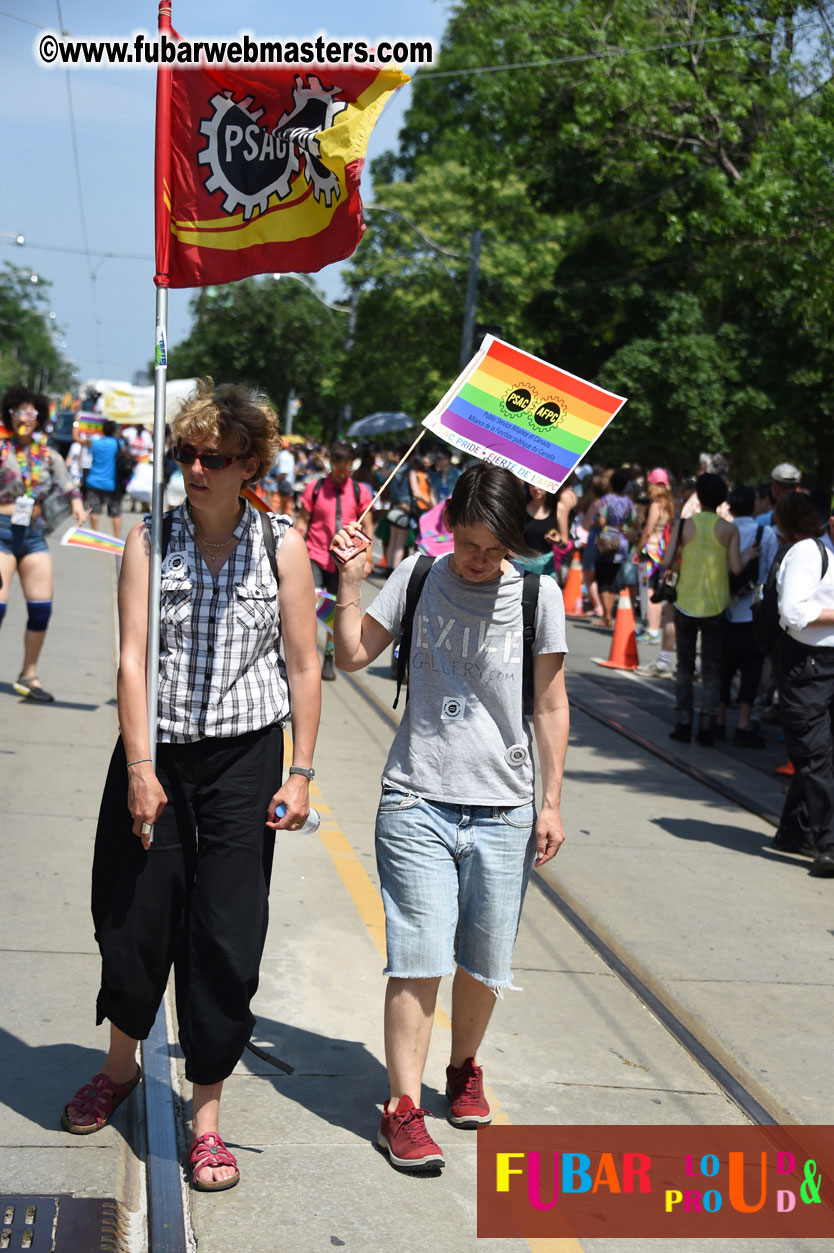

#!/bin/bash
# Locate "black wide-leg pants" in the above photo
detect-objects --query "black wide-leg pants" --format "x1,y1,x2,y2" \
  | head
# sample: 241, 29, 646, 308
92, 725, 282, 1085
776, 638, 834, 853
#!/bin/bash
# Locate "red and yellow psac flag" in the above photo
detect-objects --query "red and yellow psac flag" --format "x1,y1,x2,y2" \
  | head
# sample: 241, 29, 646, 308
155, 38, 407, 287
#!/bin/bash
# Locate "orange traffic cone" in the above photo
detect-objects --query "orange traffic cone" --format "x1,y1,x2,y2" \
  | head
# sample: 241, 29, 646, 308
563, 553, 587, 618
594, 590, 639, 670
774, 759, 795, 777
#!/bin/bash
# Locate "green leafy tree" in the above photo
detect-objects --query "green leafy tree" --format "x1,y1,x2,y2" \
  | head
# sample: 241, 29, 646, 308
0, 264, 75, 396
166, 277, 345, 440
356, 0, 834, 487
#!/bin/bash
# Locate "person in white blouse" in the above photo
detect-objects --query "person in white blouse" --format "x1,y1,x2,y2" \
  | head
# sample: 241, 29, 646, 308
776, 502, 834, 876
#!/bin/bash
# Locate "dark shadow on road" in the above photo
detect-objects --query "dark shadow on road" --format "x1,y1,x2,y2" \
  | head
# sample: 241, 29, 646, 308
0, 682, 99, 711
648, 815, 810, 867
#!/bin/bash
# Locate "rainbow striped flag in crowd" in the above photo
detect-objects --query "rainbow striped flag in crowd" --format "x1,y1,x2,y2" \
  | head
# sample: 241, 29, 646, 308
75, 414, 106, 436
60, 526, 125, 556
316, 590, 337, 628
423, 335, 627, 494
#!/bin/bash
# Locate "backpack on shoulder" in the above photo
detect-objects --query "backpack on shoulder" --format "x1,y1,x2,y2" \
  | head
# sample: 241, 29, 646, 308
751, 537, 829, 657
729, 524, 763, 598
392, 556, 541, 716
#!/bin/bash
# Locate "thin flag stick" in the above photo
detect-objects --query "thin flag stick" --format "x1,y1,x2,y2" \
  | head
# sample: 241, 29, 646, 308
353, 428, 426, 527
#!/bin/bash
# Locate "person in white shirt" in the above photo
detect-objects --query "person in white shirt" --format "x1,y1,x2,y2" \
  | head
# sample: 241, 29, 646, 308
775, 502, 834, 876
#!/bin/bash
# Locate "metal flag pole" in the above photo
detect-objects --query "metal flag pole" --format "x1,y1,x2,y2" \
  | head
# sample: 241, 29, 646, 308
147, 286, 167, 759
148, 0, 174, 775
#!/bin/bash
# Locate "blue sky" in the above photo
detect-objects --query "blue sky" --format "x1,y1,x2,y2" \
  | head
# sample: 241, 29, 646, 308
0, 1, 451, 388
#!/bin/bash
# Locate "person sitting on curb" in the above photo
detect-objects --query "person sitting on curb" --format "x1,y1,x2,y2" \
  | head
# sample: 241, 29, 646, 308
332, 463, 569, 1174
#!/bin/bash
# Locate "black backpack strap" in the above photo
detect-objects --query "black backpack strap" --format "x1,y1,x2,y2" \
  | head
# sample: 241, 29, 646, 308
161, 510, 174, 560
521, 572, 541, 718
353, 478, 360, 509
259, 510, 279, 585
813, 536, 829, 580
393, 555, 435, 710
311, 477, 325, 508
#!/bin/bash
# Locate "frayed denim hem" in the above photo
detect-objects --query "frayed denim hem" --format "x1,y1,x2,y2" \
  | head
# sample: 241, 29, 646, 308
456, 961, 523, 999
382, 966, 454, 979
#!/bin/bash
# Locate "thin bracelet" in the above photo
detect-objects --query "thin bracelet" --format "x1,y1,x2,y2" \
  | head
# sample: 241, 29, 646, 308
335, 597, 361, 609
126, 757, 152, 767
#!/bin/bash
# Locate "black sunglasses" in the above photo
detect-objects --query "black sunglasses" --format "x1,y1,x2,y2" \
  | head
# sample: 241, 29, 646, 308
173, 444, 244, 470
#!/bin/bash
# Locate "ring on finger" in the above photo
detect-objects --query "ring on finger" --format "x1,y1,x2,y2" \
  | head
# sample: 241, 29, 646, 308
140, 822, 152, 836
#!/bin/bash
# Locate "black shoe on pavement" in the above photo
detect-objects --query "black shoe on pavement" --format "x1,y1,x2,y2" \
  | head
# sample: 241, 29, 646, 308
696, 729, 715, 747
669, 723, 691, 743
712, 724, 725, 741
810, 851, 834, 878
734, 727, 766, 748
321, 653, 336, 682
771, 832, 816, 858
13, 674, 54, 702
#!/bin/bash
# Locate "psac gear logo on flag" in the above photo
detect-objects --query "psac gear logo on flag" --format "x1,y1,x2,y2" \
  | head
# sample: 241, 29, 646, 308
156, 63, 408, 288
198, 76, 347, 219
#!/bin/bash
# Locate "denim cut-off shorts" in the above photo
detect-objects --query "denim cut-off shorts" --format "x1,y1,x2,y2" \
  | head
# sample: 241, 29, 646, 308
0, 514, 48, 560
375, 787, 537, 993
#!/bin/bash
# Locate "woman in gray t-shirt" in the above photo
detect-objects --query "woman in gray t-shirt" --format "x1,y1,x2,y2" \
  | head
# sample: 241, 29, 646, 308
332, 463, 569, 1175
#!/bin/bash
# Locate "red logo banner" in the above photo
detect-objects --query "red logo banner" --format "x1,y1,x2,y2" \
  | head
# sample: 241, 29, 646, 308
155, 59, 407, 287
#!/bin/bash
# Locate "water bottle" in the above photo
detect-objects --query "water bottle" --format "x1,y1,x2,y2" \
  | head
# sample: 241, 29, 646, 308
274, 803, 320, 834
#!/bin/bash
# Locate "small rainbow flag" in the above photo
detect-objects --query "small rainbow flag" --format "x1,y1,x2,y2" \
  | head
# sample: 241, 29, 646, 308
423, 336, 627, 494
76, 413, 105, 436
60, 526, 125, 556
316, 590, 336, 628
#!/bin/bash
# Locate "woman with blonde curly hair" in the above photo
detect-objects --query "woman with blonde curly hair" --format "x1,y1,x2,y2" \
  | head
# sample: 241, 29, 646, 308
62, 380, 321, 1192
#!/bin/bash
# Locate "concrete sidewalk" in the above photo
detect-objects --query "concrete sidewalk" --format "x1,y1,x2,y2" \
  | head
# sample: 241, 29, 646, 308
1, 545, 831, 1253
0, 531, 144, 1226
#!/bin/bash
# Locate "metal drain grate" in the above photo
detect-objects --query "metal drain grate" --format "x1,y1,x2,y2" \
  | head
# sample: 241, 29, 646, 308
1, 1198, 121, 1252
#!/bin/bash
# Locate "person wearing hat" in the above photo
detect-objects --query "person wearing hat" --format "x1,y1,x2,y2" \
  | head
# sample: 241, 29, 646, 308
633, 469, 675, 643
758, 463, 802, 527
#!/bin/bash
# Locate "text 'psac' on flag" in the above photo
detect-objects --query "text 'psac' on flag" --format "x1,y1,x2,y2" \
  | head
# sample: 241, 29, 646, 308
154, 29, 408, 288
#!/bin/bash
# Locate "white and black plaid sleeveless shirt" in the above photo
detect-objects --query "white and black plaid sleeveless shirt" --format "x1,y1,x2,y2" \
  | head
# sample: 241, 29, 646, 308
145, 501, 292, 743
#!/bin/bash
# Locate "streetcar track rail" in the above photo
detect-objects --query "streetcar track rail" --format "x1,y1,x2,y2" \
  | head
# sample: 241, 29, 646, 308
335, 657, 787, 1127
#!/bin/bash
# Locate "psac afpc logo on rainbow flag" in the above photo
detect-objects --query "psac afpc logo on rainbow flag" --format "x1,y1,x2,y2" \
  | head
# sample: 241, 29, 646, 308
476, 1126, 834, 1239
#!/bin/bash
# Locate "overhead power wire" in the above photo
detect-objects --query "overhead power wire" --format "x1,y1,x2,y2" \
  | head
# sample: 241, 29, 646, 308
410, 29, 810, 81
54, 0, 103, 369
0, 7, 46, 28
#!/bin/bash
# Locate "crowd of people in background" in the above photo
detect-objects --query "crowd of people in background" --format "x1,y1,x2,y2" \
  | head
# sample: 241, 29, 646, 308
5, 400, 833, 880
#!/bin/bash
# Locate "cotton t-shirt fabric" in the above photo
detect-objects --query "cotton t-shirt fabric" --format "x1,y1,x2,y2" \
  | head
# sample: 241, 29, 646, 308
300, 474, 372, 573
778, 531, 834, 647
86, 436, 119, 492
367, 553, 568, 806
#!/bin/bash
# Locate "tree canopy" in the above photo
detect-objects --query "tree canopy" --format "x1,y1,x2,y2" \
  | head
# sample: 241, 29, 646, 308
0, 264, 75, 397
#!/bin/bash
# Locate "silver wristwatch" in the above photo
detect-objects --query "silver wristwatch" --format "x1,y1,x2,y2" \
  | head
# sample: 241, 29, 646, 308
288, 766, 315, 780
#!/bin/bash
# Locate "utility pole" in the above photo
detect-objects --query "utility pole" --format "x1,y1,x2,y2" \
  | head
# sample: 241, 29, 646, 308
338, 289, 359, 437
458, 228, 482, 369
285, 387, 296, 437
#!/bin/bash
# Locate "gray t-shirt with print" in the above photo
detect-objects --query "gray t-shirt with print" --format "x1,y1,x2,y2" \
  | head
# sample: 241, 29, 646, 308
367, 554, 567, 805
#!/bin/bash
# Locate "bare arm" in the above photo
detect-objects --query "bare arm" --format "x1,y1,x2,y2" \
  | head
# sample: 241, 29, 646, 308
117, 522, 168, 849
267, 526, 322, 830
635, 501, 660, 556
662, 517, 686, 569
331, 522, 393, 670
532, 652, 569, 868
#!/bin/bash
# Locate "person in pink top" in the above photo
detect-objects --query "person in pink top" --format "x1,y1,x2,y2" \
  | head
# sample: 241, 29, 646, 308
297, 440, 374, 680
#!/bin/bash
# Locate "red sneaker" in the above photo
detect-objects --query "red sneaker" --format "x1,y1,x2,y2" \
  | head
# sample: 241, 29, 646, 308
377, 1095, 445, 1172
445, 1057, 492, 1128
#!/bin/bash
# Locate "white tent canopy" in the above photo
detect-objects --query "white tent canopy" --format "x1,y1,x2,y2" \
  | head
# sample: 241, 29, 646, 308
81, 378, 198, 425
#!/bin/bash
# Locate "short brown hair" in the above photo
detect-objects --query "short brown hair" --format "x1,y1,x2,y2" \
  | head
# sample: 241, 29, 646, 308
171, 378, 280, 484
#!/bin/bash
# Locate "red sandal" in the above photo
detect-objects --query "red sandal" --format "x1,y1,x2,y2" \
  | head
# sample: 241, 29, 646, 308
61, 1068, 142, 1134
189, 1132, 240, 1192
